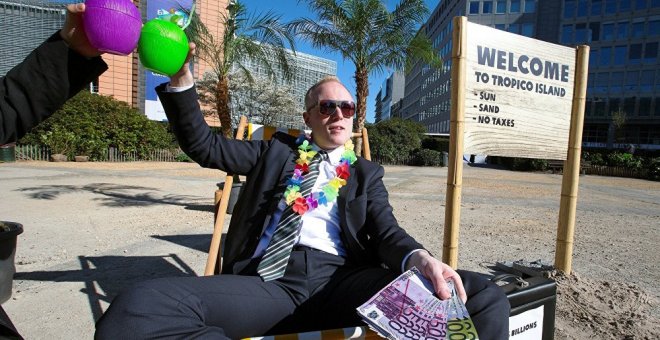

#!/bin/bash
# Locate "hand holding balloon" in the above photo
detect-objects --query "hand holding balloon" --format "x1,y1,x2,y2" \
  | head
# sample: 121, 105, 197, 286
82, 0, 142, 55
138, 19, 190, 77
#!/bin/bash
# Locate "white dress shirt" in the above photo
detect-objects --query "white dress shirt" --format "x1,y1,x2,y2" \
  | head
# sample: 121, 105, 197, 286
253, 144, 347, 258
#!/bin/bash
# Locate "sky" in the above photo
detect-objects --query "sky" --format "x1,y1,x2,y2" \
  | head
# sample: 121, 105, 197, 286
239, 0, 439, 123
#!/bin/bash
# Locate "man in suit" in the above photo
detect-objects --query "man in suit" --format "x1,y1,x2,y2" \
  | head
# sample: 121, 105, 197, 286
0, 4, 107, 339
96, 46, 509, 339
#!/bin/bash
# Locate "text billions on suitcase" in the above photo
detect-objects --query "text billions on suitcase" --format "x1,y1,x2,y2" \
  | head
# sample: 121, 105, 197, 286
511, 321, 538, 337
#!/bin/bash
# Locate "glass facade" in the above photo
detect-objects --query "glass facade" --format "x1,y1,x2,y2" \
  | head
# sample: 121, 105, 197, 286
565, 0, 660, 148
0, 0, 70, 76
402, 0, 544, 134
400, 0, 659, 148
237, 50, 336, 129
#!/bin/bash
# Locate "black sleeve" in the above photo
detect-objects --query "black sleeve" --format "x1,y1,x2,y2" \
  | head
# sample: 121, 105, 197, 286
0, 32, 108, 144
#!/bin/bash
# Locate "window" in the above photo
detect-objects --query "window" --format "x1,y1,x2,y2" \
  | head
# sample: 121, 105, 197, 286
623, 97, 636, 116
564, 0, 575, 18
594, 100, 607, 116
602, 23, 615, 40
600, 46, 612, 65
510, 0, 521, 12
483, 1, 493, 13
617, 21, 629, 39
495, 23, 506, 30
644, 42, 658, 62
562, 24, 573, 44
625, 71, 639, 92
469, 1, 480, 14
508, 23, 520, 34
585, 98, 594, 116
522, 23, 534, 37
620, 0, 632, 11
638, 97, 651, 116
655, 98, 660, 116
614, 46, 627, 65
610, 71, 624, 92
635, 0, 648, 9
629, 43, 643, 63
590, 22, 601, 41
496, 0, 506, 13
524, 0, 536, 13
90, 78, 99, 94
575, 23, 590, 43
609, 98, 621, 114
591, 0, 603, 14
651, 20, 660, 36
654, 0, 660, 8
594, 72, 609, 93
590, 49, 600, 67
605, 0, 617, 13
577, 0, 588, 16
631, 22, 644, 38
640, 72, 654, 92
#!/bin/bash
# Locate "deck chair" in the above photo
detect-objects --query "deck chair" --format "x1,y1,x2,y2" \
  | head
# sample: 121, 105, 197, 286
203, 116, 375, 339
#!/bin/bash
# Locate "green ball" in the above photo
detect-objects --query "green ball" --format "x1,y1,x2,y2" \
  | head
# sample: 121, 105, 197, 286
138, 19, 189, 76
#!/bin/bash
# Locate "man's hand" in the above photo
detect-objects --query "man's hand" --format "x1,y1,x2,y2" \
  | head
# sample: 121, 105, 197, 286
169, 42, 196, 88
406, 250, 467, 303
60, 3, 102, 58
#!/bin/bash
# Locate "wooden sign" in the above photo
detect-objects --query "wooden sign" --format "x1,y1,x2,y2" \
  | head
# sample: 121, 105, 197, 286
463, 22, 576, 160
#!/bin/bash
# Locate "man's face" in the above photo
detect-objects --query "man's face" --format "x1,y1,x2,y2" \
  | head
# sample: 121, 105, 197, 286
303, 81, 355, 150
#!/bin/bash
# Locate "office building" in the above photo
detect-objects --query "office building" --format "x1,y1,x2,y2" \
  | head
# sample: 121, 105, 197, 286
403, 0, 658, 149
403, 0, 552, 135
237, 49, 337, 129
375, 71, 405, 123
562, 0, 660, 149
0, 0, 67, 77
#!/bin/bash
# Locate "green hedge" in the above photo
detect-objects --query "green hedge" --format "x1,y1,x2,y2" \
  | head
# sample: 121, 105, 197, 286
19, 91, 177, 160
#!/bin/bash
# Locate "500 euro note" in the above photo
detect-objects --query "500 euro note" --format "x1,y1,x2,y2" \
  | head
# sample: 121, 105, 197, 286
357, 267, 449, 339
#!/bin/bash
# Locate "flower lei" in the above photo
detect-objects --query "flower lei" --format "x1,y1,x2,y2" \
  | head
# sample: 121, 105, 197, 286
283, 136, 357, 215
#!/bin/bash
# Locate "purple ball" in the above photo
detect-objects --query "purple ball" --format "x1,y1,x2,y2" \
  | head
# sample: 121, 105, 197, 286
83, 0, 142, 55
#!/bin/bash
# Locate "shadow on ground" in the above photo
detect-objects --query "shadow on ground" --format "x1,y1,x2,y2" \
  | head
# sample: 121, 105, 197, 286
15, 183, 213, 212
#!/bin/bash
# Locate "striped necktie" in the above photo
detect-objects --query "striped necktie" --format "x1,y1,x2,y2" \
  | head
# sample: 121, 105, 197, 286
257, 150, 328, 281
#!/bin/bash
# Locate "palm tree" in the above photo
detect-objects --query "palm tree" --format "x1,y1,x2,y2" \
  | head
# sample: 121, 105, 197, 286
186, 0, 296, 137
290, 0, 440, 154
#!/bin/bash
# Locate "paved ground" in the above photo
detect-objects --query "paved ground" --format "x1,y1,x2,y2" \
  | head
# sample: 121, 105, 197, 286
0, 161, 658, 339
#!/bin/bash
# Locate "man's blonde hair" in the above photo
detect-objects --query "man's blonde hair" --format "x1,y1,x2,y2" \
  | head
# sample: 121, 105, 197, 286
304, 76, 349, 112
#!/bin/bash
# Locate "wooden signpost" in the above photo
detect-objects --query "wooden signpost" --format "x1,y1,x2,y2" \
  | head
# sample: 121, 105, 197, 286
444, 17, 589, 274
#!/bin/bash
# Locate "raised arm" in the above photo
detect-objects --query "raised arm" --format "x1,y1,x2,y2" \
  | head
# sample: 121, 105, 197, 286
0, 3, 107, 144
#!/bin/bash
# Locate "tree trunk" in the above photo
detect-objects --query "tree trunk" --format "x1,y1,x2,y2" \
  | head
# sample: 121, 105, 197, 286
216, 77, 233, 138
354, 67, 369, 157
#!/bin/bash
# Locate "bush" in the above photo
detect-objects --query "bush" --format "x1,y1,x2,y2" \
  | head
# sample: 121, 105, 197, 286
583, 151, 606, 166
606, 152, 643, 169
421, 137, 449, 152
511, 158, 548, 171
413, 148, 443, 166
19, 92, 177, 160
647, 157, 660, 181
487, 156, 546, 171
175, 152, 193, 163
367, 119, 426, 162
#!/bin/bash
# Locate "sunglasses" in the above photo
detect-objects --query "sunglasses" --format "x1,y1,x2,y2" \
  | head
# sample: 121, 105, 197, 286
310, 100, 356, 118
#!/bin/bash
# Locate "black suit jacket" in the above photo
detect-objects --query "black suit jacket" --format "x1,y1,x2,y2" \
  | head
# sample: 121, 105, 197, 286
157, 85, 424, 274
0, 32, 107, 144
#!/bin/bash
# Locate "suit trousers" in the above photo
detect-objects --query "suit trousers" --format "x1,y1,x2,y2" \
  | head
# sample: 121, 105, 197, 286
95, 247, 509, 339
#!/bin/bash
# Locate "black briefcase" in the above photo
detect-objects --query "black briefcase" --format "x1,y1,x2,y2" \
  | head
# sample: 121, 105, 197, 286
496, 275, 557, 340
